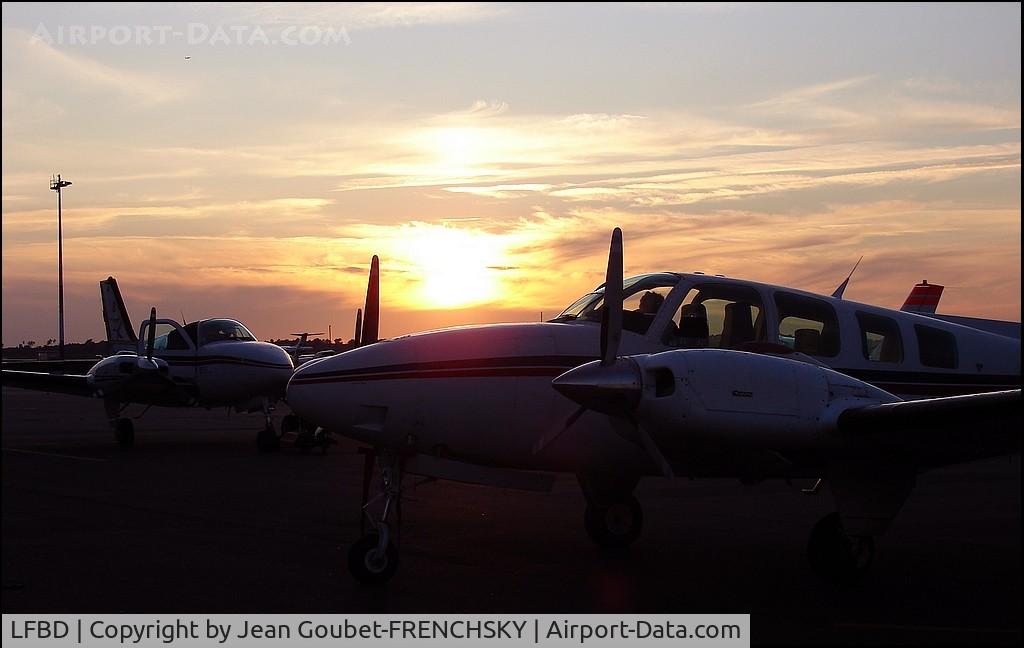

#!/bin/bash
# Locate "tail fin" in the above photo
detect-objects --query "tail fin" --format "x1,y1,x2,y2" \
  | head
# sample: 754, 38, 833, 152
361, 256, 380, 346
901, 280, 944, 314
99, 276, 138, 352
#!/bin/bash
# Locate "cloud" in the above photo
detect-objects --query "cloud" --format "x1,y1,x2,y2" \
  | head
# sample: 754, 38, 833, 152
13, 31, 188, 105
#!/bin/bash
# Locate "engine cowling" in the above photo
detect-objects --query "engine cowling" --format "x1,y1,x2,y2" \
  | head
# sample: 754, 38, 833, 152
633, 349, 899, 452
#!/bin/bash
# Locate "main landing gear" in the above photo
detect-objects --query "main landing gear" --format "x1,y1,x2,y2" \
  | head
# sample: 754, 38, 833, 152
807, 512, 875, 585
578, 474, 643, 553
348, 450, 402, 584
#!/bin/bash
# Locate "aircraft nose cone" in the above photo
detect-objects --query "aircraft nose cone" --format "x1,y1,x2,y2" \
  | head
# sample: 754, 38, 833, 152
552, 357, 642, 416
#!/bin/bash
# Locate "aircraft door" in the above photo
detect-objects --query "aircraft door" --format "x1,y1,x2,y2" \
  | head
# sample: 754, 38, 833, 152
138, 319, 197, 388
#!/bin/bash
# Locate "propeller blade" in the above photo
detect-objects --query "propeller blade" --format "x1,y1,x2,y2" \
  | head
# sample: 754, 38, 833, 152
354, 308, 363, 347
532, 405, 587, 455
600, 228, 623, 366
145, 307, 157, 360
362, 256, 380, 345
632, 418, 675, 479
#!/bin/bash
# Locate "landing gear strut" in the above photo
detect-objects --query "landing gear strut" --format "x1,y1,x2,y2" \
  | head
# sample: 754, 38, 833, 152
256, 397, 280, 453
105, 400, 135, 449
114, 418, 134, 449
807, 512, 875, 585
348, 450, 401, 584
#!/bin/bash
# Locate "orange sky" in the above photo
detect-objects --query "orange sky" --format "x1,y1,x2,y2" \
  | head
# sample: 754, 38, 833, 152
2, 3, 1020, 345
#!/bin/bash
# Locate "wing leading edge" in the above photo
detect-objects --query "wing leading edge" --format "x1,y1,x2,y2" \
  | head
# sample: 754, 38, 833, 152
2, 370, 95, 398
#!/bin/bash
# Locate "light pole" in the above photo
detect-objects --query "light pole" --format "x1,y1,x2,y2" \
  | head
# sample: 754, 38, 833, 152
50, 174, 72, 360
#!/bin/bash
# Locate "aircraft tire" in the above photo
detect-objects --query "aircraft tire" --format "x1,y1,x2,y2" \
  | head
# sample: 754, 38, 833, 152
807, 512, 874, 585
348, 534, 399, 584
584, 494, 643, 551
114, 418, 134, 449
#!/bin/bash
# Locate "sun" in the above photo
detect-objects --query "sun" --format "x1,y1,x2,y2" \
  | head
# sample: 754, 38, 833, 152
402, 226, 506, 309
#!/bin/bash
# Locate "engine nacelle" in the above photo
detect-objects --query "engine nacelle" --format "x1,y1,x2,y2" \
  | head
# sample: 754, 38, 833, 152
633, 349, 899, 453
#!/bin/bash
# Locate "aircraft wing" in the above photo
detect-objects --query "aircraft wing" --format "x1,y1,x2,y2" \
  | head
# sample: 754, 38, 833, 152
1, 370, 95, 398
837, 390, 1021, 468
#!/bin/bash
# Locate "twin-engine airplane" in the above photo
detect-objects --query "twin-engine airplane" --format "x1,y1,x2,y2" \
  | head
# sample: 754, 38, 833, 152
287, 229, 1020, 585
2, 277, 294, 449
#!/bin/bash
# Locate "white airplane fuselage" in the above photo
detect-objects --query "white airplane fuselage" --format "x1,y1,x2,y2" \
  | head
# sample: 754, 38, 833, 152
287, 273, 1021, 477
95, 317, 295, 410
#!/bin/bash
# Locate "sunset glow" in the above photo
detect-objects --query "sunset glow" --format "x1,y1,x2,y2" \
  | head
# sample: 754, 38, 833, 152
1, 4, 1020, 344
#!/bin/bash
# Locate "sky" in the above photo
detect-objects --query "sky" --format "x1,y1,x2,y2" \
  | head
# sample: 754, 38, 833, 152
2, 2, 1020, 345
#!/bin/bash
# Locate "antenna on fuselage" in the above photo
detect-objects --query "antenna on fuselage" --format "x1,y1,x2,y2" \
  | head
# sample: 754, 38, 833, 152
831, 256, 863, 299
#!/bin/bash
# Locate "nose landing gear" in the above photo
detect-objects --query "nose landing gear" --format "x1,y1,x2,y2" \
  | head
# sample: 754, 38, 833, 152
348, 449, 402, 584
256, 397, 280, 452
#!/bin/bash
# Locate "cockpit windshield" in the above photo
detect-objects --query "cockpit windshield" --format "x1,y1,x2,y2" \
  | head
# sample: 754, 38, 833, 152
197, 319, 257, 346
551, 273, 679, 335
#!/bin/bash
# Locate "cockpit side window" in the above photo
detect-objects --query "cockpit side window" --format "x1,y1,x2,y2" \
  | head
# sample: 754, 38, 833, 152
146, 322, 192, 352
552, 274, 679, 336
665, 283, 765, 349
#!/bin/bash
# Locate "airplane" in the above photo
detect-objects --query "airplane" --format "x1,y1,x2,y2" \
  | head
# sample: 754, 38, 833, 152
3, 276, 295, 450
285, 229, 1020, 585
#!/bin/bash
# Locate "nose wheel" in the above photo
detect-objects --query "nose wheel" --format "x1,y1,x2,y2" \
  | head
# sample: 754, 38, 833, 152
807, 512, 875, 585
584, 494, 643, 551
348, 533, 399, 584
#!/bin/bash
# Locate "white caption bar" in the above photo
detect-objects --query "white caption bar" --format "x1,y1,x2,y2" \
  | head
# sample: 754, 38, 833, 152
3, 614, 749, 647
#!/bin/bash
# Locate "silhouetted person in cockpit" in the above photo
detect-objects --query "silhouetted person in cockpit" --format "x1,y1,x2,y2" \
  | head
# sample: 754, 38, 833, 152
622, 291, 666, 334
638, 291, 664, 315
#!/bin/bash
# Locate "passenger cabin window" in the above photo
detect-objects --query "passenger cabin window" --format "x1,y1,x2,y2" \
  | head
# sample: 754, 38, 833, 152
915, 324, 958, 369
775, 292, 840, 357
856, 312, 903, 363
552, 274, 678, 336
666, 284, 765, 349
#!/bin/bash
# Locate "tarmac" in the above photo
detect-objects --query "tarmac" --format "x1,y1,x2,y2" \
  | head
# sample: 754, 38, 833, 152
2, 386, 1020, 644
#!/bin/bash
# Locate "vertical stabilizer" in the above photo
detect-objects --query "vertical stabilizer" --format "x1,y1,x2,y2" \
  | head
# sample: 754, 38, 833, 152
901, 280, 944, 314
99, 276, 138, 352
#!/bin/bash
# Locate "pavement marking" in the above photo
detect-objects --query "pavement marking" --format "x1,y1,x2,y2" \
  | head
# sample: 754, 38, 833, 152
2, 447, 106, 463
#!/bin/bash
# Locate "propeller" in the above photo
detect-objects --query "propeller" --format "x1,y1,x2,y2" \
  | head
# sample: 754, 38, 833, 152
135, 307, 164, 373
145, 307, 157, 361
539, 228, 674, 478
600, 227, 623, 366
360, 255, 380, 347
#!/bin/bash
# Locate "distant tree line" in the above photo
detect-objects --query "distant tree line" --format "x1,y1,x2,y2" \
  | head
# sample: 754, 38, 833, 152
2, 337, 355, 360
